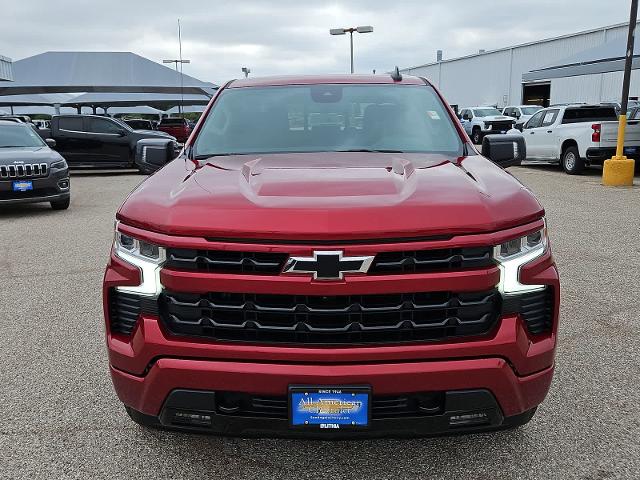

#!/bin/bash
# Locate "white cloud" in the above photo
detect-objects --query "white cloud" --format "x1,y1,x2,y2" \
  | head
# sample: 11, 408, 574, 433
0, 0, 629, 84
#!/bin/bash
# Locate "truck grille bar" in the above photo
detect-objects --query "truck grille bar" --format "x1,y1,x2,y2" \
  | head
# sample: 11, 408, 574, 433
0, 163, 48, 179
165, 246, 494, 276
159, 289, 501, 345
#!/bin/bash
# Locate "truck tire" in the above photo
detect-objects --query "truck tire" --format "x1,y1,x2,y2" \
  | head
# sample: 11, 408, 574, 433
50, 197, 70, 210
561, 146, 584, 175
471, 128, 482, 145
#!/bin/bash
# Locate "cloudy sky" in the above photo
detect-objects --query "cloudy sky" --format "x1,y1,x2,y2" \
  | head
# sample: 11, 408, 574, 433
0, 0, 631, 84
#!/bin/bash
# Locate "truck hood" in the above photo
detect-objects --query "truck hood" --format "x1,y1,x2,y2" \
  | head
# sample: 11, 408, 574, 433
134, 130, 176, 140
482, 116, 514, 122
118, 152, 543, 241
0, 146, 64, 165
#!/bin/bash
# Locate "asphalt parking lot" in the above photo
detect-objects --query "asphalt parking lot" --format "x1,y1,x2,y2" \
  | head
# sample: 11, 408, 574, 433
0, 166, 639, 480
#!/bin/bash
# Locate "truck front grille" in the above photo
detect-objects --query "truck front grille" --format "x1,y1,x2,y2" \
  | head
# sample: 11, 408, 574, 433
166, 249, 289, 274
165, 246, 494, 276
369, 246, 493, 273
486, 121, 513, 132
0, 163, 48, 179
159, 289, 501, 345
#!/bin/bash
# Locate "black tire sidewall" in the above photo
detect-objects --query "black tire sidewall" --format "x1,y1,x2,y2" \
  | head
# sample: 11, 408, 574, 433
472, 128, 482, 145
50, 197, 70, 210
562, 146, 583, 174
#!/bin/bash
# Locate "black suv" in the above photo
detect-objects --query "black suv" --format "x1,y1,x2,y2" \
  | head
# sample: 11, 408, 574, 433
0, 120, 70, 210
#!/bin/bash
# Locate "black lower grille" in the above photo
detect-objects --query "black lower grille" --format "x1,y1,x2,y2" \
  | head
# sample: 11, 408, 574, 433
109, 290, 158, 336
215, 391, 444, 420
159, 289, 501, 345
502, 287, 554, 334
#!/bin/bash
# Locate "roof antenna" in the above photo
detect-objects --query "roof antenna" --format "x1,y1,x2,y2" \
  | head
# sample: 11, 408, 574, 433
390, 66, 402, 81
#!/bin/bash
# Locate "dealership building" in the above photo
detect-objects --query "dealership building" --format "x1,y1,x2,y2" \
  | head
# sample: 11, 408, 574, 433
400, 21, 640, 109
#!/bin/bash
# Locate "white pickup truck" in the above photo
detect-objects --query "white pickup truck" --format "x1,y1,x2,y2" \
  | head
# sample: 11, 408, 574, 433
521, 104, 640, 174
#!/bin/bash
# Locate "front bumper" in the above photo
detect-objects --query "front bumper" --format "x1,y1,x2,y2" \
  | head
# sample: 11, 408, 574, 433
0, 168, 70, 205
104, 222, 559, 437
111, 354, 553, 437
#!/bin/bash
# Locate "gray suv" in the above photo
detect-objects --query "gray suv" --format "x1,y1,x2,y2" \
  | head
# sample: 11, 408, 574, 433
0, 120, 70, 210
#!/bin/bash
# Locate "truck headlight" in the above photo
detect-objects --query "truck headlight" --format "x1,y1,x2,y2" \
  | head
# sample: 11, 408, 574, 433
494, 220, 548, 294
113, 223, 166, 296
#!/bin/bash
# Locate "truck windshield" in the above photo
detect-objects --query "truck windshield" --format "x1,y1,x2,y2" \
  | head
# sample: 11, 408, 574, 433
0, 124, 47, 148
193, 84, 463, 157
473, 108, 502, 117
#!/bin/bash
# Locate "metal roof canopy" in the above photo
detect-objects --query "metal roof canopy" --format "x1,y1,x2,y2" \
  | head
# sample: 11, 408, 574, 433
0, 51, 216, 96
62, 92, 211, 109
0, 92, 79, 107
524, 34, 640, 82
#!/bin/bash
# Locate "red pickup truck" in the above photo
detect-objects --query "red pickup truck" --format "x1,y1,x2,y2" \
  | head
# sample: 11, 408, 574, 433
104, 74, 559, 438
157, 117, 191, 143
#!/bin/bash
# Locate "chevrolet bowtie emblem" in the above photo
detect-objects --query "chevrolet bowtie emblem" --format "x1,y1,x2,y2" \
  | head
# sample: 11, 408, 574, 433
283, 250, 374, 281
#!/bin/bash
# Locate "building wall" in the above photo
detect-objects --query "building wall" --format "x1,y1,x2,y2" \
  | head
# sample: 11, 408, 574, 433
401, 23, 632, 107
550, 69, 640, 105
0, 55, 13, 81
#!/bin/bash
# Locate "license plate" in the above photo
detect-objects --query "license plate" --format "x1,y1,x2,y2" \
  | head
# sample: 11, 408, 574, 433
13, 180, 33, 192
290, 386, 370, 429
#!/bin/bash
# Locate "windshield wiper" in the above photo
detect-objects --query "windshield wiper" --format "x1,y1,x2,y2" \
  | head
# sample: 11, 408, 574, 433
0, 145, 28, 148
335, 148, 405, 153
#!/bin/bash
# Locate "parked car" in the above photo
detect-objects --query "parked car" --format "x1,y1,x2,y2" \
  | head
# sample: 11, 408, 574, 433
0, 120, 70, 209
459, 107, 516, 144
157, 117, 191, 142
502, 105, 543, 131
104, 74, 558, 437
123, 118, 156, 131
520, 104, 640, 174
0, 115, 37, 127
39, 115, 176, 171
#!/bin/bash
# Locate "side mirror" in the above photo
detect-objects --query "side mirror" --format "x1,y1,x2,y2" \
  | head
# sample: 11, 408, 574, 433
45, 138, 56, 148
135, 138, 178, 173
116, 129, 126, 137
481, 134, 525, 169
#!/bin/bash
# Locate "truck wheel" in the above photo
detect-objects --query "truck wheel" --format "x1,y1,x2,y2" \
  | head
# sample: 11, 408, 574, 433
561, 146, 584, 175
471, 128, 482, 145
50, 197, 70, 210
125, 406, 162, 429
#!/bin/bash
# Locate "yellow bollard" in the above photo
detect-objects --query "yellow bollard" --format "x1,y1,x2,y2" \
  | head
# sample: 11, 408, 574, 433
603, 114, 636, 186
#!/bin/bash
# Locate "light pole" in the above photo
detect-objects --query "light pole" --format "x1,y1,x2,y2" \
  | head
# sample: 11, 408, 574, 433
329, 26, 373, 74
163, 19, 190, 117
602, 0, 637, 186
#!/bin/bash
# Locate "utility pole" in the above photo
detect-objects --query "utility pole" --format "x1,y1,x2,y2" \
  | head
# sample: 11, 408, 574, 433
603, 0, 637, 186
